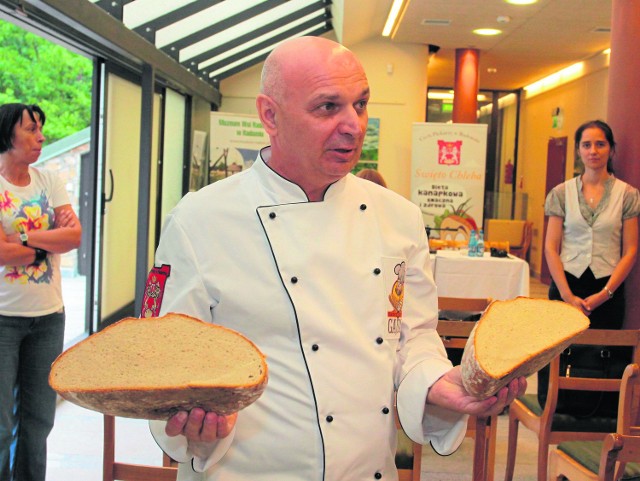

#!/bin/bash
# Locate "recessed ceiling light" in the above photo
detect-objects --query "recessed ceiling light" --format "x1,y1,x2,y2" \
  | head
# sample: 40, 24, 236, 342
505, 0, 538, 5
421, 19, 452, 26
487, 68, 498, 73
473, 28, 502, 36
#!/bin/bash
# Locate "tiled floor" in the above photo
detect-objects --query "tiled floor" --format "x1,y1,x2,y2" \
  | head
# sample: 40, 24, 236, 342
46, 276, 550, 481
47, 407, 162, 481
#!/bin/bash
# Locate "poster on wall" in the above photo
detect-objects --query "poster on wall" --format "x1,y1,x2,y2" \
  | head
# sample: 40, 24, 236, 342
209, 112, 267, 183
353, 117, 380, 173
411, 122, 487, 243
189, 130, 208, 191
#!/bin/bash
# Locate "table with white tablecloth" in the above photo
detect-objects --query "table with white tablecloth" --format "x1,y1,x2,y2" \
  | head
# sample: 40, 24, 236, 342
432, 249, 530, 300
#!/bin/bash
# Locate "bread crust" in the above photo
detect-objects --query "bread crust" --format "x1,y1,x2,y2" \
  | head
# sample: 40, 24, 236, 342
460, 298, 589, 398
59, 384, 265, 419
49, 313, 268, 419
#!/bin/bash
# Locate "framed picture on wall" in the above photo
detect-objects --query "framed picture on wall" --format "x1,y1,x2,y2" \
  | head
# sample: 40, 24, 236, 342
209, 112, 266, 184
353, 117, 380, 174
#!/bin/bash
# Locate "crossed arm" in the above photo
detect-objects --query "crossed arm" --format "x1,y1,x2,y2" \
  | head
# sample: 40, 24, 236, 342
0, 204, 81, 266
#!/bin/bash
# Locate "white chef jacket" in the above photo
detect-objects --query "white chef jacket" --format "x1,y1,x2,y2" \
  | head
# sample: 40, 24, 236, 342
148, 148, 467, 480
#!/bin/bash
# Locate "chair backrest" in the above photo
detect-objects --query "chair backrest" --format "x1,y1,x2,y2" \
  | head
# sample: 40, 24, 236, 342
438, 296, 491, 313
541, 330, 640, 439
484, 219, 527, 247
513, 221, 533, 260
598, 364, 640, 481
438, 297, 491, 328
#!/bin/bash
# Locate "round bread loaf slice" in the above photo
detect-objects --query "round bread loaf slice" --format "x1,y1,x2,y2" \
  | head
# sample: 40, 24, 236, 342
49, 313, 268, 419
461, 297, 589, 398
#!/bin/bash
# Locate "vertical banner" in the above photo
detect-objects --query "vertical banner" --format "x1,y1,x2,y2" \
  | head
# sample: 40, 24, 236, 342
189, 130, 208, 191
411, 122, 487, 242
209, 112, 267, 184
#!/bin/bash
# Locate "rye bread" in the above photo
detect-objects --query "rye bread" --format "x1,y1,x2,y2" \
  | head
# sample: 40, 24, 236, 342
49, 313, 268, 419
460, 297, 589, 398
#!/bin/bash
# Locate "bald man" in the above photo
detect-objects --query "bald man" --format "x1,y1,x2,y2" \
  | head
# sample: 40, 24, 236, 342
148, 36, 525, 481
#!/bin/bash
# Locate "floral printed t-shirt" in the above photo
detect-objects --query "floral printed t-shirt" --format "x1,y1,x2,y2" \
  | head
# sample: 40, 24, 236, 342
0, 167, 70, 316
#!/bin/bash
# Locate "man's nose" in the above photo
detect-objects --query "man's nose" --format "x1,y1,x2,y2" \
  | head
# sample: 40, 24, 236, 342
339, 107, 365, 136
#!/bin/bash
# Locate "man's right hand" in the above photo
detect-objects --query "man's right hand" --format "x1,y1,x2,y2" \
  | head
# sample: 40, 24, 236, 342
165, 408, 237, 442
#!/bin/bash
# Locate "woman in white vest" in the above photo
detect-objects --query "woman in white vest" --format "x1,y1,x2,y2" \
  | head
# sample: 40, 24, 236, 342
544, 119, 640, 329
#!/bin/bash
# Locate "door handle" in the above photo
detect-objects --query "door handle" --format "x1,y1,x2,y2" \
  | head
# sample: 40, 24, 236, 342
101, 169, 114, 215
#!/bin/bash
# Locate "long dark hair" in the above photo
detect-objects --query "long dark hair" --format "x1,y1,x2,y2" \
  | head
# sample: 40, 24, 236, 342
574, 119, 615, 174
0, 103, 46, 154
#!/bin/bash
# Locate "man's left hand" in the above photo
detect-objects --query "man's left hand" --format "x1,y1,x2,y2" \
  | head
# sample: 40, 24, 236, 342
426, 365, 527, 417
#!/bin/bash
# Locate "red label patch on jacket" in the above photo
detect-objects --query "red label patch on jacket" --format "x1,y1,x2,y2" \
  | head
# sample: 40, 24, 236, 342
383, 259, 405, 340
140, 264, 171, 318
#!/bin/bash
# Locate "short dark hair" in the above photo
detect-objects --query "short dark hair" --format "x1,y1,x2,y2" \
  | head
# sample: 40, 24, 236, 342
574, 119, 615, 174
0, 103, 46, 154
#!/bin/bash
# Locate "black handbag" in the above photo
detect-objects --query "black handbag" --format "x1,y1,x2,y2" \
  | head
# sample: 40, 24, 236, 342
537, 344, 631, 418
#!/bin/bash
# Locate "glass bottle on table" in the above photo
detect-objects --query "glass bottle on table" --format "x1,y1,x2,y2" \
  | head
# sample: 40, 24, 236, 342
467, 229, 477, 257
476, 229, 485, 257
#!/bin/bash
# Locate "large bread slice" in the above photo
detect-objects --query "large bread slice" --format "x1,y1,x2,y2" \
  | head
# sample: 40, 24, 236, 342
461, 297, 589, 398
49, 313, 268, 419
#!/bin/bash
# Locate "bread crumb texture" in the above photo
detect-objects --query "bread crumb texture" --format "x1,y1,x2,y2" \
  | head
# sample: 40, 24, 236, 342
461, 297, 589, 398
49, 313, 268, 419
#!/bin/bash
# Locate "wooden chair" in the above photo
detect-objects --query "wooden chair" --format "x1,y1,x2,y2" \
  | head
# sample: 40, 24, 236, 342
438, 320, 497, 481
504, 329, 640, 481
510, 220, 533, 261
439, 296, 496, 481
595, 433, 640, 481
548, 363, 640, 481
395, 297, 492, 481
103, 414, 177, 481
396, 422, 422, 481
484, 219, 533, 261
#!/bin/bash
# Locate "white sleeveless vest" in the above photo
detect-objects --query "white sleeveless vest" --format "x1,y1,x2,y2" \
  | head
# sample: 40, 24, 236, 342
561, 177, 625, 279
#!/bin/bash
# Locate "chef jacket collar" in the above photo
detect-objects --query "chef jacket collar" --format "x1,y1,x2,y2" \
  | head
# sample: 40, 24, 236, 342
256, 146, 348, 203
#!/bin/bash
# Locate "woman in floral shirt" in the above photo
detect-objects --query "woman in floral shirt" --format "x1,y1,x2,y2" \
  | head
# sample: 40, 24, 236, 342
0, 103, 81, 481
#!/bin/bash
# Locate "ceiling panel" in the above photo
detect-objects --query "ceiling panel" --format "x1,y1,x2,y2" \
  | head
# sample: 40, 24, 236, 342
392, 0, 612, 90
91, 0, 333, 85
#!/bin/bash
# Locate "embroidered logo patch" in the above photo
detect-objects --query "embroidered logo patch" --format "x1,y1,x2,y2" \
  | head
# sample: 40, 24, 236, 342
140, 264, 171, 318
387, 261, 406, 318
383, 259, 406, 339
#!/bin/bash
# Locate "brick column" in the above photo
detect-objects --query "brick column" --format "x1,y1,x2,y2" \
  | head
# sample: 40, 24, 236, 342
452, 48, 480, 124
607, 0, 640, 328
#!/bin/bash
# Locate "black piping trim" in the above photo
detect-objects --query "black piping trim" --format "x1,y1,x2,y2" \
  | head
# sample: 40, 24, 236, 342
255, 205, 326, 480
259, 148, 338, 203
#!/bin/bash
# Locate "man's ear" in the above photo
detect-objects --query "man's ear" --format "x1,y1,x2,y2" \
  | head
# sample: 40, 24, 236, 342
256, 94, 277, 135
